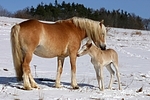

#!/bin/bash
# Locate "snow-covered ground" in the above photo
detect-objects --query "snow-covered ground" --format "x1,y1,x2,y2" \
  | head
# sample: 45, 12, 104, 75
0, 17, 150, 100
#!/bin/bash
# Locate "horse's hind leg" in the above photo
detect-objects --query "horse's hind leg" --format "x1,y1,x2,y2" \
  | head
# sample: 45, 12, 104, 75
22, 52, 38, 90
55, 57, 65, 88
112, 62, 121, 90
106, 63, 115, 90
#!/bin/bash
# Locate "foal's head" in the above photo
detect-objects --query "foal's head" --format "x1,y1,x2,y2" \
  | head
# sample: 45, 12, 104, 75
77, 40, 92, 57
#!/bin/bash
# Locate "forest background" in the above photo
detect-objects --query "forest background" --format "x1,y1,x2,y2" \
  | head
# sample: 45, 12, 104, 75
0, 0, 150, 30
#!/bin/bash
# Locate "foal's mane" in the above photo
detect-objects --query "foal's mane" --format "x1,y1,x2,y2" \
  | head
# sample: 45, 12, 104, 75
57, 17, 104, 42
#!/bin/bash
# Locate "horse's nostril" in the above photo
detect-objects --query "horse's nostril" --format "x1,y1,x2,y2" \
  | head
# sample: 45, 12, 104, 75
100, 44, 106, 50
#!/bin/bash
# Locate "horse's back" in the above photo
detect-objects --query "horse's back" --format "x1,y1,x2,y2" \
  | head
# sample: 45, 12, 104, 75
101, 49, 118, 63
106, 49, 118, 63
19, 19, 42, 31
105, 49, 117, 55
20, 19, 40, 26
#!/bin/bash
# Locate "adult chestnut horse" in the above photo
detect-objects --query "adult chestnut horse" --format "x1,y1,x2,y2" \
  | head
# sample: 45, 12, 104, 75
11, 17, 106, 90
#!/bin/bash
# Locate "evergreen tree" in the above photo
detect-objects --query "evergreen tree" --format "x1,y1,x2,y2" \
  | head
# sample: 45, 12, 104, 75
14, 1, 145, 30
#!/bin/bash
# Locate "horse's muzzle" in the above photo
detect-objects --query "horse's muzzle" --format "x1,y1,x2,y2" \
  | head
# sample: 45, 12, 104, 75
100, 44, 106, 50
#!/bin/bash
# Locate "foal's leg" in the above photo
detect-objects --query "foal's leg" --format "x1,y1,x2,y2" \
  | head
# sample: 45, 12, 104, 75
99, 66, 104, 91
55, 57, 65, 88
94, 66, 101, 89
22, 52, 38, 90
112, 62, 121, 90
106, 63, 115, 89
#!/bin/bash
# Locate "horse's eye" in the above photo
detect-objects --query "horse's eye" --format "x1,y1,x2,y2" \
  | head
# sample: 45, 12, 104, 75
102, 33, 105, 36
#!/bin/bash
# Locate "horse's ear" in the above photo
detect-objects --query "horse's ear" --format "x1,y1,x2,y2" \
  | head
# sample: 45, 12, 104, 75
99, 20, 104, 27
100, 20, 104, 24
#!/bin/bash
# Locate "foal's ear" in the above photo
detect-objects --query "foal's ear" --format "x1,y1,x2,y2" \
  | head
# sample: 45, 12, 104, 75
99, 20, 104, 27
86, 40, 92, 48
87, 40, 92, 44
87, 42, 92, 48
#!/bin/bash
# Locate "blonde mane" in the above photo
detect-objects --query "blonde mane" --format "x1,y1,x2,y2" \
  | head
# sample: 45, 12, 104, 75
72, 17, 105, 42
57, 17, 106, 42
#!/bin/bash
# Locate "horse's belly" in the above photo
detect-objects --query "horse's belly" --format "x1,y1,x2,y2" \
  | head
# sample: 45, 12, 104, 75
34, 45, 57, 58
33, 45, 68, 58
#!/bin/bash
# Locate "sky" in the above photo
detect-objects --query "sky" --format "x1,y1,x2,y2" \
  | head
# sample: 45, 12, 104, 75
0, 0, 150, 19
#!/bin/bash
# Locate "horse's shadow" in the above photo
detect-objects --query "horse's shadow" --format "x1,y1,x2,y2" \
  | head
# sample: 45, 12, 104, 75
0, 77, 17, 85
0, 77, 95, 89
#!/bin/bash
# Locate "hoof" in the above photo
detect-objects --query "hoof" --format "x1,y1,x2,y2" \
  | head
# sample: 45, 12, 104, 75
55, 84, 62, 88
99, 87, 104, 91
73, 86, 79, 89
31, 84, 39, 89
24, 86, 32, 90
100, 89, 104, 91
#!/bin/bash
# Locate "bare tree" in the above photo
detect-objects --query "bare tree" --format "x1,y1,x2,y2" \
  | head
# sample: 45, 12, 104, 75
14, 8, 32, 19
0, 6, 12, 17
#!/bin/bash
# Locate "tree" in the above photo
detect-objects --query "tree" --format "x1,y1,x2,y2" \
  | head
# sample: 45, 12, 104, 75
13, 1, 145, 30
55, 0, 58, 7
14, 8, 31, 19
143, 19, 150, 30
0, 6, 12, 17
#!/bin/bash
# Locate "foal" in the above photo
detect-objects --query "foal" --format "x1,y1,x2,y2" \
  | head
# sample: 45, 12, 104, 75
77, 41, 121, 91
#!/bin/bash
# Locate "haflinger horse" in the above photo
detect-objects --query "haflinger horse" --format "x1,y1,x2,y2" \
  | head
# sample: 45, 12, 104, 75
10, 17, 106, 90
77, 40, 121, 91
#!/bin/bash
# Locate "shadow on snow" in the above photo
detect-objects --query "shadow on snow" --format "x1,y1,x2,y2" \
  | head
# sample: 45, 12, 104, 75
0, 77, 95, 90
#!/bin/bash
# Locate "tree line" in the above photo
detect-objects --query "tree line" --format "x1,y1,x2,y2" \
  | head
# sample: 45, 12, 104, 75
1, 1, 150, 30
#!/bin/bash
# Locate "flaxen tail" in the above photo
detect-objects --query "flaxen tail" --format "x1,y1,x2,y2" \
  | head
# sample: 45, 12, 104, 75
11, 24, 23, 81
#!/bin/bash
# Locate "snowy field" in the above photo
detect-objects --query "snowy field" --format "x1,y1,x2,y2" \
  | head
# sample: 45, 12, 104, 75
0, 17, 150, 100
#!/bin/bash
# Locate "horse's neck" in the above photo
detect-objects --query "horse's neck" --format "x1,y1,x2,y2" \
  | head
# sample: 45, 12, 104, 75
88, 45, 101, 59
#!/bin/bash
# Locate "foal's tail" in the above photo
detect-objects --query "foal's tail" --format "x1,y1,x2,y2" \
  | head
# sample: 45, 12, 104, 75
11, 24, 23, 81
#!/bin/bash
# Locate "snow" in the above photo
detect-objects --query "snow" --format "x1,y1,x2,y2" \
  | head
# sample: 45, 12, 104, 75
0, 17, 150, 100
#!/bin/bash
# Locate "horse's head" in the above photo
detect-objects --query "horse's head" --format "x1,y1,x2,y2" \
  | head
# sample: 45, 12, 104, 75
93, 20, 106, 50
72, 17, 106, 50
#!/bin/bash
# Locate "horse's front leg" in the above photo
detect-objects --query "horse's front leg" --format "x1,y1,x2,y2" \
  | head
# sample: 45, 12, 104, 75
70, 54, 79, 89
55, 57, 65, 88
22, 53, 39, 90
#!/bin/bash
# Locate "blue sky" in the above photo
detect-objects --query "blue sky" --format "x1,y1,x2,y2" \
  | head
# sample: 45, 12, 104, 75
0, 0, 149, 19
